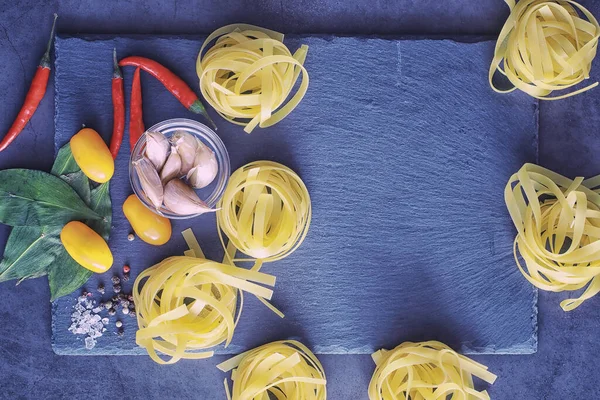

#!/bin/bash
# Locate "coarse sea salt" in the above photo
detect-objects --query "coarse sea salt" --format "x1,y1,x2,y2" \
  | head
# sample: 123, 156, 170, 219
68, 295, 109, 350
84, 337, 96, 350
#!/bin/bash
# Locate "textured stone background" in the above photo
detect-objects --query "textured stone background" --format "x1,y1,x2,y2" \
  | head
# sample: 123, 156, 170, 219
1, 1, 600, 399
51, 35, 538, 356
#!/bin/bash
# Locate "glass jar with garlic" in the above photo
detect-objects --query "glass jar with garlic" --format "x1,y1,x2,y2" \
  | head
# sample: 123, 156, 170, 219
129, 118, 230, 219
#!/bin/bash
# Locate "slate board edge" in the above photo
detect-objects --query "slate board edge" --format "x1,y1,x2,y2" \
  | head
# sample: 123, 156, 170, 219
51, 34, 539, 356
56, 33, 497, 43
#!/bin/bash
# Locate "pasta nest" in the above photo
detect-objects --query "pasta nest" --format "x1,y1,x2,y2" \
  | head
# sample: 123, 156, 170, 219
368, 341, 496, 400
217, 161, 312, 263
490, 0, 600, 99
197, 24, 309, 133
505, 163, 600, 310
133, 256, 276, 364
218, 340, 327, 400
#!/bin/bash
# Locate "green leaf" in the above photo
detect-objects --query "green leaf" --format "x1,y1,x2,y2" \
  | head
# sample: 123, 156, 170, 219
87, 182, 112, 241
60, 171, 91, 205
51, 143, 80, 176
48, 249, 93, 301
51, 143, 91, 203
0, 142, 113, 300
51, 142, 92, 206
0, 226, 62, 283
0, 169, 99, 226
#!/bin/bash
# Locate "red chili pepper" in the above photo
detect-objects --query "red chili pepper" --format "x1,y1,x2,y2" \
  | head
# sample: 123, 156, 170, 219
0, 14, 58, 152
129, 67, 145, 150
119, 56, 217, 130
109, 48, 125, 159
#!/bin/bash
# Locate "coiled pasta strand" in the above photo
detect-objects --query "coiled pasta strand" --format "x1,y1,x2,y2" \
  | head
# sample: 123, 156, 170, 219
490, 0, 600, 99
218, 340, 327, 400
133, 255, 276, 364
505, 163, 600, 310
368, 341, 496, 400
197, 24, 309, 132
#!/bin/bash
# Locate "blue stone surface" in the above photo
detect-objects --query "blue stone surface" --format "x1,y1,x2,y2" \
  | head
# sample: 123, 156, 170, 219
51, 35, 537, 357
1, 1, 600, 399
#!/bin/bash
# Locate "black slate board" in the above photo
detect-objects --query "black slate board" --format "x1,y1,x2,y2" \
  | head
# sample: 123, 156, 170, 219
52, 35, 538, 355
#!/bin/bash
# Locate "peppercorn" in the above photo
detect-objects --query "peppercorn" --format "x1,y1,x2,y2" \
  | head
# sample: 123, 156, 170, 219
129, 311, 136, 318
123, 265, 131, 274
113, 284, 122, 294
122, 307, 130, 315
118, 328, 124, 337
115, 320, 123, 328
108, 308, 116, 316
128, 302, 135, 310
97, 284, 105, 294
111, 276, 120, 285
111, 295, 119, 302
82, 290, 88, 297
104, 301, 113, 310
127, 233, 135, 241
127, 294, 134, 302
122, 274, 130, 282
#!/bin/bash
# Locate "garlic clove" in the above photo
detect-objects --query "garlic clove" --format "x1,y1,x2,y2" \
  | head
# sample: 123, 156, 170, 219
163, 179, 215, 215
145, 131, 170, 170
170, 130, 198, 175
134, 157, 163, 209
160, 146, 182, 184
187, 144, 218, 189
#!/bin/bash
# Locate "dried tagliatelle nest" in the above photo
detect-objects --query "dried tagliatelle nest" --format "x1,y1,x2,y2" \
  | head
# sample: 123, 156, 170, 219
490, 0, 600, 99
197, 24, 309, 133
505, 163, 600, 311
217, 340, 327, 400
216, 160, 312, 264
368, 341, 497, 400
132, 230, 277, 364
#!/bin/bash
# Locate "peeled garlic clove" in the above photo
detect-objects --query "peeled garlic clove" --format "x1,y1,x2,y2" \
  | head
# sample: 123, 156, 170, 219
145, 131, 169, 170
187, 145, 218, 189
163, 179, 215, 215
170, 130, 198, 175
134, 157, 163, 209
160, 146, 182, 184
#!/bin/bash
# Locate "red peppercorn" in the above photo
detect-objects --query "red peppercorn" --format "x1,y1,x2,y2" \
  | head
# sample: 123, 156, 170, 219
123, 265, 131, 274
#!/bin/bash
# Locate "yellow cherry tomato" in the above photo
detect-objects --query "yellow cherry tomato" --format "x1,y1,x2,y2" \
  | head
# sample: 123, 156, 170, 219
70, 128, 114, 183
123, 194, 172, 245
60, 221, 113, 273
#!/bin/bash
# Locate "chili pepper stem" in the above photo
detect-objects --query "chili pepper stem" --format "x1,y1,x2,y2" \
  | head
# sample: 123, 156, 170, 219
189, 101, 218, 130
40, 14, 58, 68
113, 48, 122, 79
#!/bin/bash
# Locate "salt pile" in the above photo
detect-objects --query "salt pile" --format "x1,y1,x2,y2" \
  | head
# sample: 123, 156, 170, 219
68, 295, 108, 349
